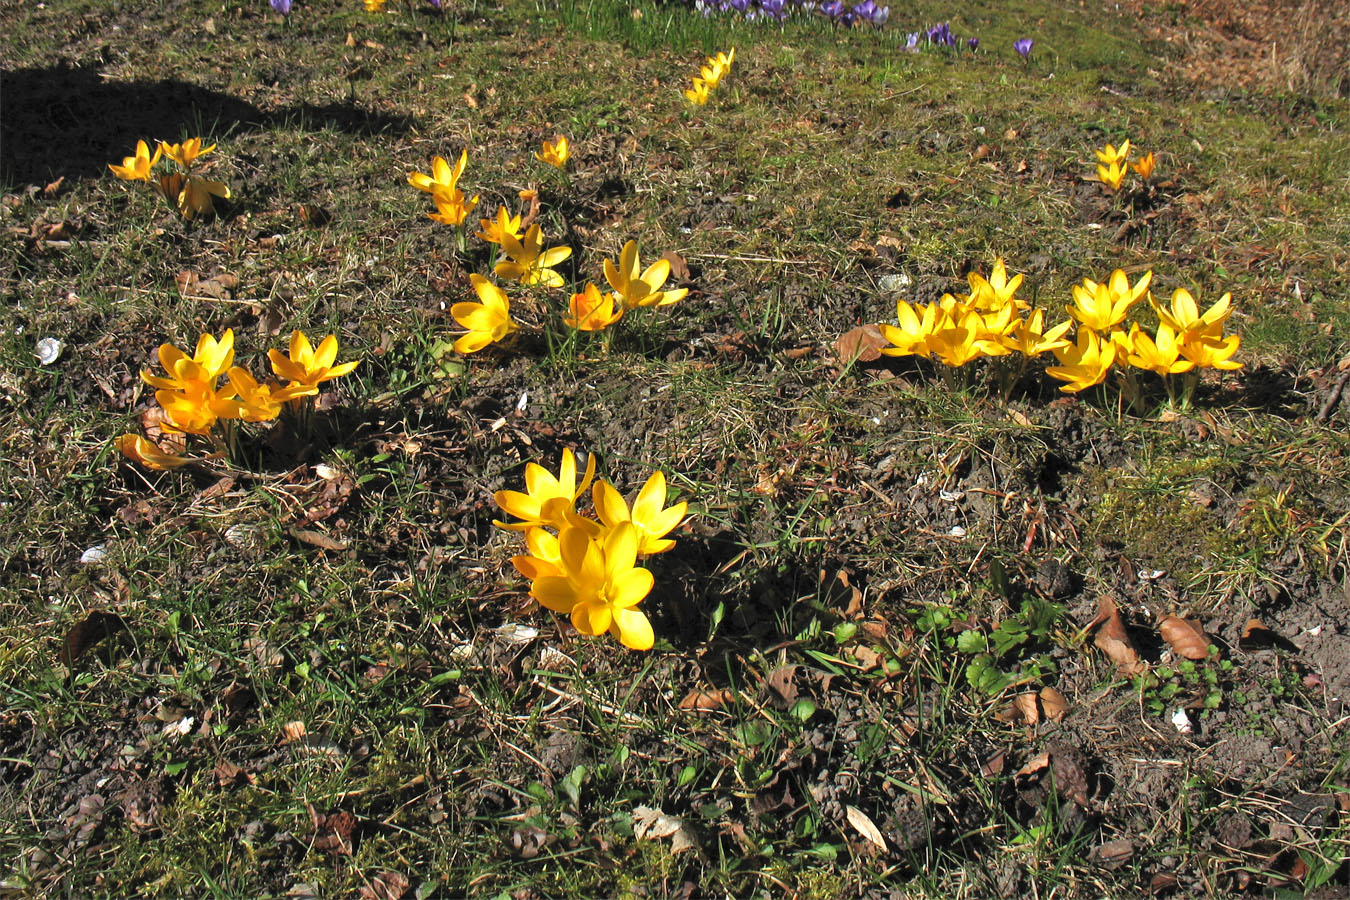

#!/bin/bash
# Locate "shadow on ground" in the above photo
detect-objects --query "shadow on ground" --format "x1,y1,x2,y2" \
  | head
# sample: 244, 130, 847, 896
0, 63, 416, 187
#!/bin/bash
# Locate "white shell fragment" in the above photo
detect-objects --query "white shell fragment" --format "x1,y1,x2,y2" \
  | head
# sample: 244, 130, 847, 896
35, 337, 64, 365
80, 544, 108, 564
1170, 709, 1193, 734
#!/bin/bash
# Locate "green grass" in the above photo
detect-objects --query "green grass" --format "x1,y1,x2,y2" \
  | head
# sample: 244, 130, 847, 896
2, 0, 1349, 895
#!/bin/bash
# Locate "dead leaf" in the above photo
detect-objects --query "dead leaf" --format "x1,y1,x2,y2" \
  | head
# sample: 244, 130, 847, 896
835, 324, 888, 365
1039, 687, 1068, 722
1092, 838, 1134, 869
307, 804, 356, 855
358, 871, 409, 900
1013, 692, 1041, 725
1159, 616, 1210, 660
213, 759, 256, 787
290, 528, 349, 551
678, 689, 735, 711
297, 204, 333, 227
280, 721, 308, 743
764, 666, 798, 708
1239, 618, 1299, 652
1090, 596, 1146, 675
632, 806, 699, 854
44, 176, 65, 195
60, 611, 128, 667
175, 270, 239, 300
845, 805, 888, 851
660, 250, 691, 281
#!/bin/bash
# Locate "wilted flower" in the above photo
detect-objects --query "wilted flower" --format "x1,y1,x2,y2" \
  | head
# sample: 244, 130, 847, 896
593, 471, 688, 555
536, 135, 570, 169
1046, 328, 1117, 393
494, 448, 597, 531
116, 434, 190, 470
1067, 269, 1152, 331
1014, 37, 1034, 58
268, 330, 360, 389
450, 275, 520, 353
108, 140, 162, 182
495, 225, 572, 287
565, 283, 626, 331
530, 522, 655, 651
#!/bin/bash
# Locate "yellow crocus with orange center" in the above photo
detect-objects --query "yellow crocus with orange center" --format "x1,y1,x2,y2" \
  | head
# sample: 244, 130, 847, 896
536, 135, 570, 169
108, 140, 162, 182
1123, 323, 1194, 376
493, 448, 597, 532
1131, 152, 1156, 179
475, 206, 524, 245
529, 522, 655, 651
603, 240, 688, 309
449, 275, 520, 354
1067, 269, 1152, 332
966, 258, 1028, 311
159, 138, 216, 168
565, 283, 625, 331
1045, 328, 1118, 393
268, 330, 360, 389
592, 471, 688, 555
496, 225, 572, 288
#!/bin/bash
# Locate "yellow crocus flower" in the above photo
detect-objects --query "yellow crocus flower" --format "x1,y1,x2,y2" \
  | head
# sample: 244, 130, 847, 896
1066, 269, 1152, 331
496, 225, 572, 287
683, 78, 711, 106
592, 472, 688, 556
535, 135, 570, 169
1131, 152, 1156, 179
475, 206, 524, 245
268, 330, 360, 389
603, 240, 687, 309
450, 275, 520, 354
1096, 161, 1128, 191
530, 522, 655, 651
493, 448, 597, 532
565, 283, 625, 331
1045, 328, 1118, 393
159, 138, 216, 169
1123, 323, 1194, 376
116, 434, 190, 470
1094, 139, 1130, 166
108, 140, 162, 182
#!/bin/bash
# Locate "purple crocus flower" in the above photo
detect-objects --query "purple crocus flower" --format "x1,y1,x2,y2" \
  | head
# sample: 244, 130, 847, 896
852, 0, 887, 24
905, 31, 920, 51
269, 0, 291, 13
1014, 37, 1034, 58
759, 0, 787, 19
967, 36, 979, 51
818, 0, 844, 19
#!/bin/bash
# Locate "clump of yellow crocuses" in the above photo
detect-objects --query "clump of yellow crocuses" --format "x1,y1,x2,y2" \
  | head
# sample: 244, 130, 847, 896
683, 47, 735, 106
108, 137, 231, 220
1089, 138, 1159, 194
116, 328, 358, 470
493, 449, 689, 651
868, 258, 1242, 410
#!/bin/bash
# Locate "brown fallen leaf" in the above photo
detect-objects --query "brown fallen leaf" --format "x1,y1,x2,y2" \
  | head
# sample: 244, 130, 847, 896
358, 871, 409, 900
678, 688, 735, 711
764, 665, 798, 708
835, 324, 888, 365
1013, 692, 1040, 725
307, 804, 357, 855
1092, 838, 1134, 869
290, 528, 349, 551
660, 250, 691, 281
1239, 618, 1299, 652
845, 805, 888, 852
1090, 596, 1146, 676
632, 806, 699, 854
60, 611, 129, 667
1039, 686, 1069, 722
280, 721, 308, 744
1159, 615, 1210, 660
